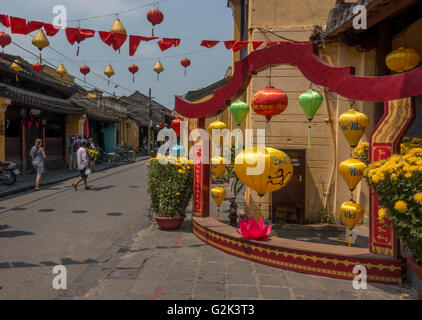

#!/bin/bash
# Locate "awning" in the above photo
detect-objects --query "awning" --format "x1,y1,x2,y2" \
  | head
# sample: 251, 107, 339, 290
0, 83, 84, 114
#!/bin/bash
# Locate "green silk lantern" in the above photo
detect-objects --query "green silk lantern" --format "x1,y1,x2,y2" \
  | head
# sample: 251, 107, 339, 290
299, 89, 323, 148
230, 99, 249, 126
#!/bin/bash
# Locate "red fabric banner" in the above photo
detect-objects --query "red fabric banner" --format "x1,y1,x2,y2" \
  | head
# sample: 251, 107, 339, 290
266, 41, 277, 47
43, 24, 60, 36
224, 40, 236, 49
157, 40, 172, 52
65, 28, 95, 45
232, 41, 248, 52
162, 38, 180, 47
200, 40, 219, 48
99, 31, 127, 51
0, 14, 10, 28
10, 17, 28, 34
252, 41, 264, 50
26, 21, 44, 34
129, 35, 158, 56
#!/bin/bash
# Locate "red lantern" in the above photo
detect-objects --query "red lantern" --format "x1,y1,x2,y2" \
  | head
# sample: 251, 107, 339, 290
128, 64, 139, 82
251, 86, 288, 121
180, 57, 191, 76
80, 65, 90, 82
171, 118, 182, 137
147, 8, 164, 36
0, 32, 11, 59
32, 63, 43, 80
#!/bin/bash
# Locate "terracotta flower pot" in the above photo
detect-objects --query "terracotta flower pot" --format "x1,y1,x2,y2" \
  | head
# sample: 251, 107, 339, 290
408, 256, 422, 300
154, 215, 185, 230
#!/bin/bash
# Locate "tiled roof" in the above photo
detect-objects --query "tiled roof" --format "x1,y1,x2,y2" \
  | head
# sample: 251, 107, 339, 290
71, 97, 119, 122
184, 77, 231, 102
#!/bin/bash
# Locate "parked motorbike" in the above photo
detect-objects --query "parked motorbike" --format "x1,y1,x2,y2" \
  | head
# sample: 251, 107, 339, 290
0, 161, 19, 185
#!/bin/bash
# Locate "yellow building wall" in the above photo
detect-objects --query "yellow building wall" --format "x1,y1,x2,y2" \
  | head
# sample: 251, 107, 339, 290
127, 118, 140, 151
65, 114, 84, 165
232, 0, 377, 222
0, 97, 10, 162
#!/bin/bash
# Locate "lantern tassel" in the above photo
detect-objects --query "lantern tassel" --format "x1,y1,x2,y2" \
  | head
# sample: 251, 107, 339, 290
349, 232, 352, 247
15, 73, 18, 82
258, 203, 261, 220
108, 79, 110, 86
76, 45, 79, 56
133, 75, 135, 83
84, 75, 86, 83
1, 50, 4, 60
217, 208, 220, 221
157, 73, 159, 82
308, 125, 312, 149
152, 27, 154, 37
39, 52, 42, 64
184, 69, 186, 77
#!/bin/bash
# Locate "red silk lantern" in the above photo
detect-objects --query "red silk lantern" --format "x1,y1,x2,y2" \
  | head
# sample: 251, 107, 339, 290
171, 118, 182, 137
128, 64, 139, 82
80, 65, 90, 82
0, 32, 11, 59
32, 63, 43, 80
147, 8, 164, 36
180, 58, 191, 76
251, 86, 288, 121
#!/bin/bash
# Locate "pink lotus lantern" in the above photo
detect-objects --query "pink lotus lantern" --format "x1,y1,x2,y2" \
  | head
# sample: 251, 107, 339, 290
236, 216, 272, 240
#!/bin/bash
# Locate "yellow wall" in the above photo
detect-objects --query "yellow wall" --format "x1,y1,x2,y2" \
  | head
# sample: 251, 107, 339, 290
231, 0, 377, 222
127, 118, 140, 151
0, 97, 10, 162
65, 114, 84, 165
392, 18, 422, 53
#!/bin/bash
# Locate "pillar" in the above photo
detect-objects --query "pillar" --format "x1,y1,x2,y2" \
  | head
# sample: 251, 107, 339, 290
369, 98, 415, 258
0, 97, 11, 162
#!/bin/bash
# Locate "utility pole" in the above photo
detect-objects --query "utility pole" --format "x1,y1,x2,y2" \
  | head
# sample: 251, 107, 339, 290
147, 88, 152, 155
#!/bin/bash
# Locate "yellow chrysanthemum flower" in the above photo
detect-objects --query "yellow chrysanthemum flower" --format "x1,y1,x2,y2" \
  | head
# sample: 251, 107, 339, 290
404, 172, 412, 179
414, 193, 422, 205
145, 163, 150, 167
176, 192, 181, 196
391, 173, 398, 181
178, 169, 185, 174
394, 200, 407, 212
371, 174, 380, 183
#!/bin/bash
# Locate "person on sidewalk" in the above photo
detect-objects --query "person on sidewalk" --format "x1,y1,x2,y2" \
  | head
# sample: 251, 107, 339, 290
68, 136, 78, 170
30, 138, 46, 191
87, 138, 97, 172
72, 139, 90, 191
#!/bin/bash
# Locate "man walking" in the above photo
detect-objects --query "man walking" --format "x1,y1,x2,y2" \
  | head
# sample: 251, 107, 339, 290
68, 136, 78, 170
72, 139, 90, 191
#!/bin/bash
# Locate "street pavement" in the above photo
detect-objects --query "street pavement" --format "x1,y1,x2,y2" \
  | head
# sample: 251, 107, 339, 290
0, 160, 418, 300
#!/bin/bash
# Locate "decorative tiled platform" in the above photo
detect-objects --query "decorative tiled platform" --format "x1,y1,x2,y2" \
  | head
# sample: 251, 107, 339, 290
192, 217, 403, 285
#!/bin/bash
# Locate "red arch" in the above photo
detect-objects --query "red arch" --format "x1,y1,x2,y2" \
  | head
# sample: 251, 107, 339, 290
175, 41, 422, 118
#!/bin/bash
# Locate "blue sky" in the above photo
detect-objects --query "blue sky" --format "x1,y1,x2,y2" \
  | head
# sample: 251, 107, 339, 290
2, 0, 234, 109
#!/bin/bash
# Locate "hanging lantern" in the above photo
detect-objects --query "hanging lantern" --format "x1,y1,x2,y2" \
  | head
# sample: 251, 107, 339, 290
211, 156, 226, 178
56, 64, 67, 84
234, 147, 293, 219
10, 59, 23, 82
386, 47, 421, 73
339, 109, 369, 148
147, 8, 164, 36
0, 32, 11, 60
128, 64, 139, 83
80, 65, 90, 82
299, 89, 324, 148
171, 118, 182, 137
104, 64, 115, 85
211, 186, 226, 221
208, 120, 227, 136
153, 61, 164, 81
338, 158, 366, 192
32, 63, 43, 80
230, 99, 249, 126
31, 29, 50, 64
339, 200, 364, 247
171, 144, 185, 157
180, 57, 191, 76
251, 86, 288, 121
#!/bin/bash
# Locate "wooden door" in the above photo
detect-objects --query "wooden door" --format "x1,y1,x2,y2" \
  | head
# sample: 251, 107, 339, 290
272, 149, 306, 224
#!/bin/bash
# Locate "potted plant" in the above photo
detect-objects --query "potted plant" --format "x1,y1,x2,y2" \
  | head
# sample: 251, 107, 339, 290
146, 155, 194, 230
364, 147, 422, 297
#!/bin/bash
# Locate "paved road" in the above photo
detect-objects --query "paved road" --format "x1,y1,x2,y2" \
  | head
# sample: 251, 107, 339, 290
0, 160, 150, 299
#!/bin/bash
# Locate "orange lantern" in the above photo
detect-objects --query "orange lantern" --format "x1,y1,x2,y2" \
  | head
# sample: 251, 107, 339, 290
0, 32, 11, 59
251, 86, 288, 121
147, 8, 164, 36
128, 64, 139, 82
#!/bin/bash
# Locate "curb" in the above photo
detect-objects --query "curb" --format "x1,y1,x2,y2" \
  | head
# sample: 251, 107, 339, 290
0, 156, 150, 199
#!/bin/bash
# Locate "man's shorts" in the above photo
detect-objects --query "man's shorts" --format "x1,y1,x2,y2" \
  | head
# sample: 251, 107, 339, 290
80, 168, 88, 179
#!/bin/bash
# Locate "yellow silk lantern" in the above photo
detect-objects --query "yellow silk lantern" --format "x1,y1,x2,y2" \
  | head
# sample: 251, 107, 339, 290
340, 201, 364, 247
10, 59, 23, 82
104, 64, 115, 85
211, 186, 226, 221
386, 47, 421, 73
153, 61, 164, 81
208, 120, 227, 137
31, 30, 50, 64
338, 109, 369, 148
234, 147, 293, 219
110, 18, 127, 35
338, 158, 366, 192
56, 64, 67, 78
211, 156, 226, 178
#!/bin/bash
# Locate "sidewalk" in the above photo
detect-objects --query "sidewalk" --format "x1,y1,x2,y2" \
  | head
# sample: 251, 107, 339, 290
0, 156, 149, 198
